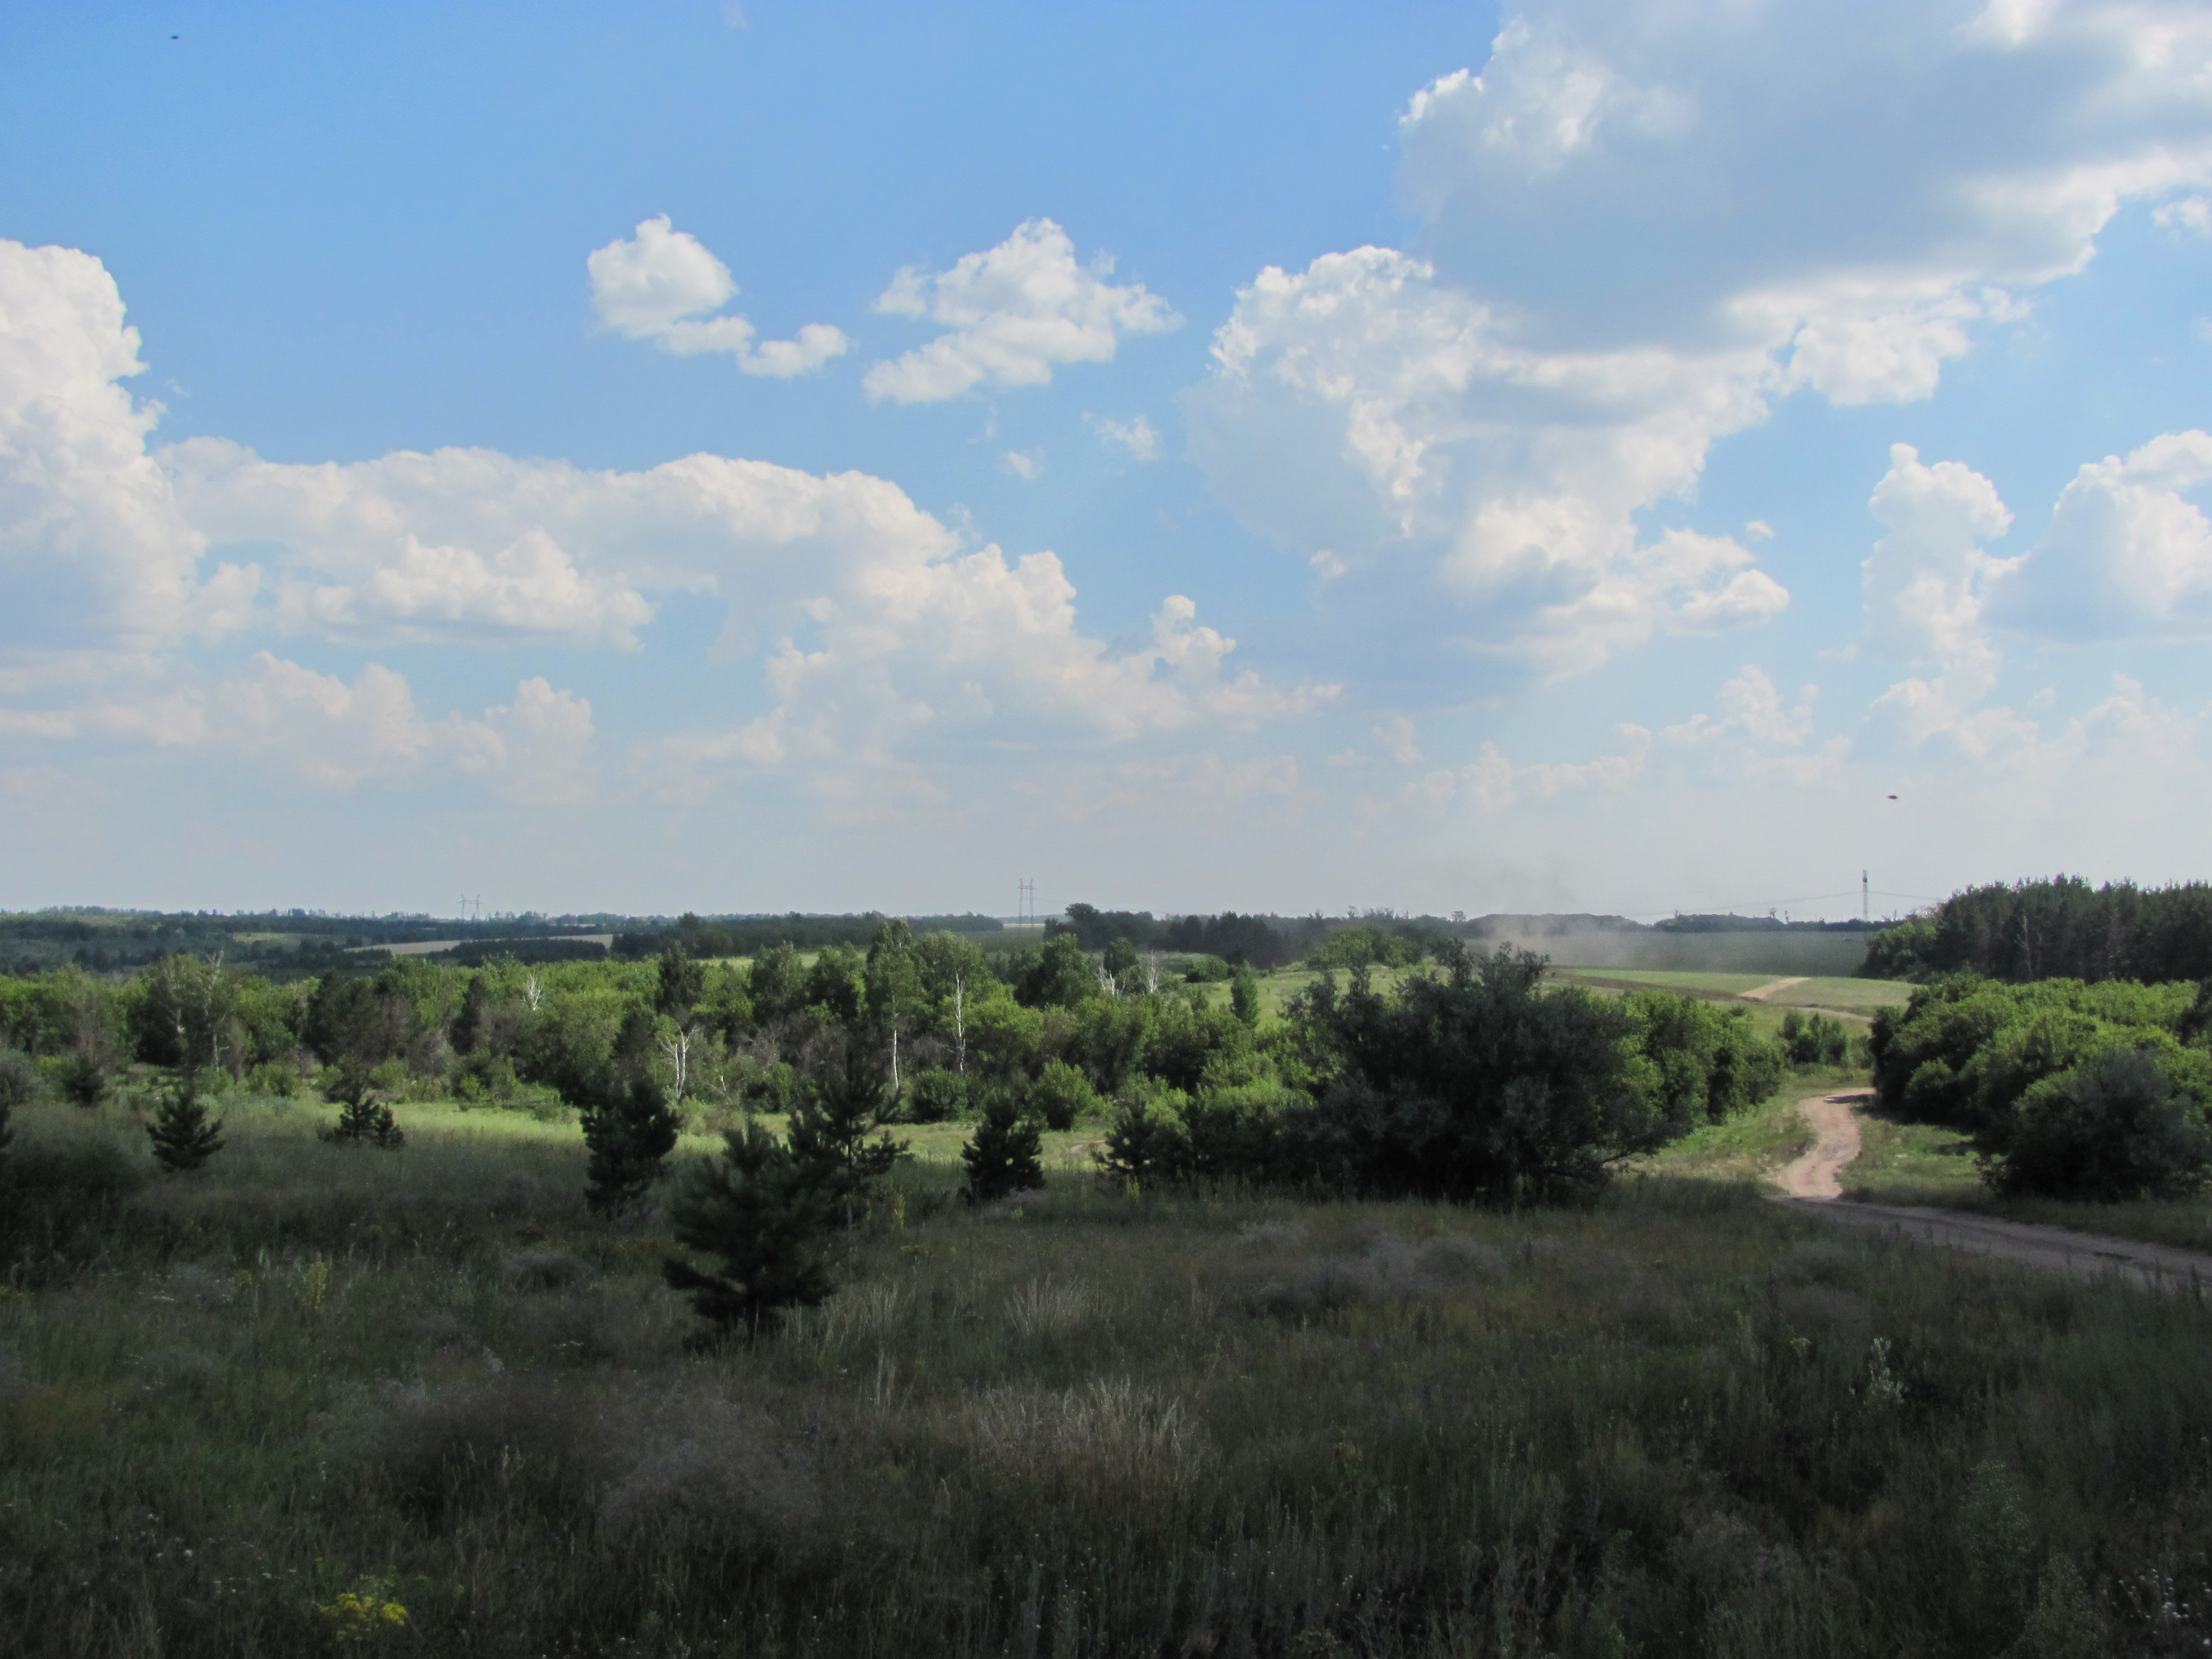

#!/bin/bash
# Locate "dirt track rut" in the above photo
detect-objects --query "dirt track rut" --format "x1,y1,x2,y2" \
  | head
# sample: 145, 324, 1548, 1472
1770, 1091, 2212, 1292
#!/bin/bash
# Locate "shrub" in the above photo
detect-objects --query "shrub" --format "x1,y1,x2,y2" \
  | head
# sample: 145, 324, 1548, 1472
1028, 1059, 1098, 1131
1182, 954, 1234, 984
244, 1059, 301, 1098
1780, 1010, 1849, 1067
581, 1072, 681, 1215
55, 1051, 105, 1109
905, 1067, 968, 1124
147, 1070, 225, 1173
1277, 946, 1674, 1204
962, 1089, 1044, 1204
1988, 1046, 2212, 1200
0, 1048, 39, 1114
1230, 966, 1262, 1028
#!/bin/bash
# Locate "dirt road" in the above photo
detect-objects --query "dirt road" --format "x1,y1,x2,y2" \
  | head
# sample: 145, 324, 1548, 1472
1771, 1091, 2212, 1292
1740, 976, 1809, 1003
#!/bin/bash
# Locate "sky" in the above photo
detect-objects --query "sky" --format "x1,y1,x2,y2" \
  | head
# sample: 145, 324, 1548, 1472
3, 0, 2211, 922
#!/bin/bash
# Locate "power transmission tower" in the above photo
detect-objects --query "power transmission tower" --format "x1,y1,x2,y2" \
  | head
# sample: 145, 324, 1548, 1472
1862, 870, 1869, 922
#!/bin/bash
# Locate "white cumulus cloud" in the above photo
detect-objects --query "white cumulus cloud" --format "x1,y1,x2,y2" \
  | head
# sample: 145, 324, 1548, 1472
586, 215, 849, 377
1987, 431, 2212, 639
1186, 247, 1786, 678
1087, 413, 1161, 461
0, 240, 256, 646
863, 220, 1181, 404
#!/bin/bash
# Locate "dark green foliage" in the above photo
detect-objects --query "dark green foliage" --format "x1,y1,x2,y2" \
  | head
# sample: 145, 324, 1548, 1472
303, 970, 390, 1064
1779, 1008, 1850, 1067
1305, 925, 1426, 970
1864, 875, 2212, 984
581, 1073, 682, 1214
1278, 945, 1677, 1203
55, 1050, 105, 1108
0, 1046, 38, 1115
327, 1059, 405, 1148
655, 942, 705, 1017
800, 945, 865, 1024
1627, 993, 1786, 1122
1229, 965, 1262, 1028
1101, 936, 1141, 988
1870, 973, 2202, 1134
960, 1089, 1043, 1203
1989, 1047, 2212, 1199
1061, 995, 1152, 1090
0, 1132, 145, 1281
451, 970, 494, 1054
1017, 933, 1103, 1008
1182, 954, 1235, 984
147, 1070, 224, 1173
904, 1068, 967, 1124
662, 1121, 839, 1335
1027, 1059, 1096, 1131
746, 942, 807, 1024
1097, 1093, 1179, 1186
785, 1042, 905, 1207
611, 1004, 659, 1076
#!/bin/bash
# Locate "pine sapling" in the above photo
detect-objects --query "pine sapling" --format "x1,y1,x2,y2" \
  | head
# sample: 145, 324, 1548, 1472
663, 1120, 840, 1336
961, 1088, 1043, 1205
148, 1069, 225, 1172
786, 1039, 907, 1210
327, 1060, 405, 1148
582, 1071, 682, 1214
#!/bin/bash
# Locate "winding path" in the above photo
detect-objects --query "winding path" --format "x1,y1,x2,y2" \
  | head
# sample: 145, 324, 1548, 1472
1771, 1091, 2212, 1292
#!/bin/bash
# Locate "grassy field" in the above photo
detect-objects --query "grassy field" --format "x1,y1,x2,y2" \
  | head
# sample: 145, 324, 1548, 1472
1546, 968, 1914, 1019
7, 1087, 2212, 1656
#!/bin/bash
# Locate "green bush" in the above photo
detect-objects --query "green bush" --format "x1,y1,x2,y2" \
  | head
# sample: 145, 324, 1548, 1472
54, 1051, 106, 1108
904, 1068, 968, 1124
244, 1059, 301, 1098
1028, 1059, 1098, 1131
1988, 1047, 2212, 1200
1780, 1009, 1849, 1067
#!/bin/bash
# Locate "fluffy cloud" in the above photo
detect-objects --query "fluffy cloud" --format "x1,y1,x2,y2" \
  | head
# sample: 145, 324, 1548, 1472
215, 656, 597, 802
1087, 413, 1161, 461
1405, 723, 1651, 816
862, 220, 1181, 404
1987, 431, 2212, 639
1187, 247, 1786, 677
1188, 1, 2212, 683
586, 215, 849, 377
1860, 444, 2019, 750
637, 569, 1337, 803
0, 240, 255, 646
1396, 0, 2212, 354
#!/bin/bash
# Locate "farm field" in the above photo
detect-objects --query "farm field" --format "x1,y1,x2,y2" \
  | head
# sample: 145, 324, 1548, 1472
5, 1088, 2207, 1658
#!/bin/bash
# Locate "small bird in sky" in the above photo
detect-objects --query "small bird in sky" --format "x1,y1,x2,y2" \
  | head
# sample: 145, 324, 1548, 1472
1887, 794, 1898, 800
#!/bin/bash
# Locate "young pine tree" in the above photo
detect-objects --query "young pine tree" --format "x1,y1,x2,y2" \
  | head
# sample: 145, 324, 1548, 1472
786, 1040, 905, 1208
663, 1120, 840, 1336
960, 1088, 1043, 1204
327, 1059, 405, 1148
581, 1071, 682, 1215
147, 1069, 225, 1173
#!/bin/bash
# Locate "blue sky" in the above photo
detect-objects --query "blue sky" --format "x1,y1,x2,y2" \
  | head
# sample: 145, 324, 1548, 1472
4, 0, 2211, 920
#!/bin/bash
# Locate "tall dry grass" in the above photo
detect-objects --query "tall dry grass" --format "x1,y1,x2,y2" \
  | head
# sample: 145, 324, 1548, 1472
0, 1099, 2207, 1655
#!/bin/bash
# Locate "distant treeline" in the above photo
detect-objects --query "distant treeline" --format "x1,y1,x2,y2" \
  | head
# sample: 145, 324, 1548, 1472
611, 913, 1004, 962
1864, 877, 2212, 984
0, 909, 630, 979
